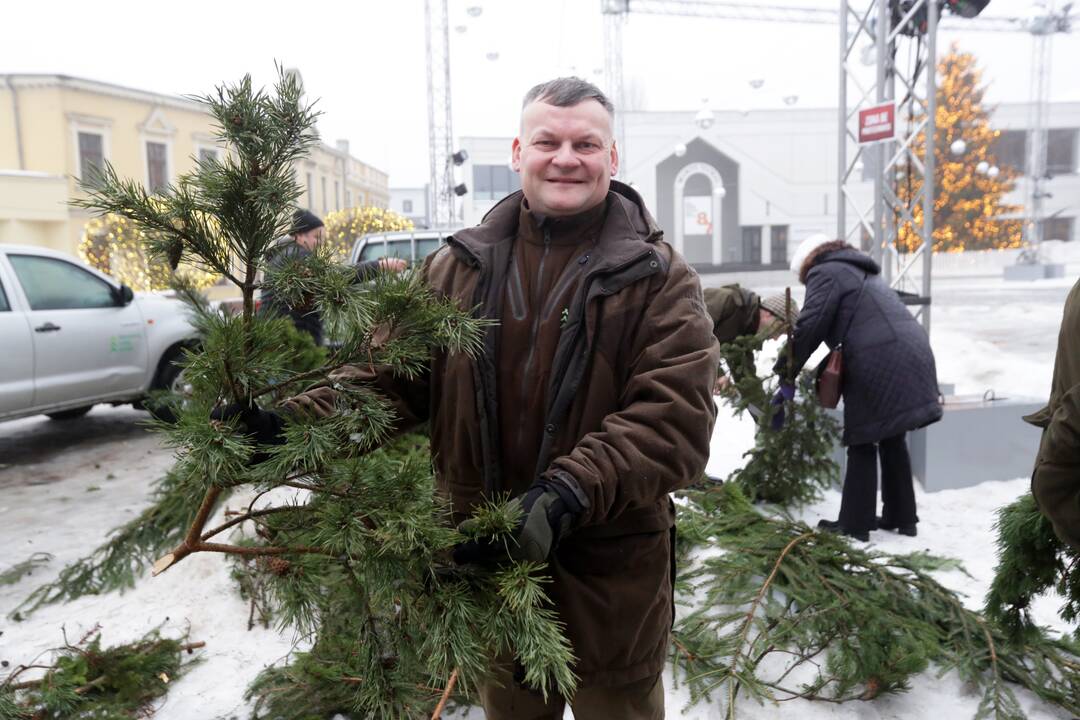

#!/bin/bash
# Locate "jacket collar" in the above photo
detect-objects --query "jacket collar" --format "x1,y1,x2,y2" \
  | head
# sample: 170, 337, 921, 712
450, 180, 661, 273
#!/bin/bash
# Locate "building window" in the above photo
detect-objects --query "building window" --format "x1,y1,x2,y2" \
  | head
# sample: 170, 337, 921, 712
198, 147, 220, 163
1041, 216, 1074, 242
992, 129, 1076, 175
78, 132, 105, 187
345, 190, 352, 208
403, 199, 414, 213
741, 226, 762, 264
770, 225, 789, 265
993, 130, 1027, 172
472, 164, 521, 201
306, 173, 314, 208
321, 177, 328, 214
146, 141, 168, 193
334, 180, 340, 211
1048, 128, 1078, 175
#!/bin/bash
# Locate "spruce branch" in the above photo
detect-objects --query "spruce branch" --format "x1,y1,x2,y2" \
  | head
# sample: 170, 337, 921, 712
671, 483, 1080, 719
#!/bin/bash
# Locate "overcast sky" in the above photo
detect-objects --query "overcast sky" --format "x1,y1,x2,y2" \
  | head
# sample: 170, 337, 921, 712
8, 0, 1079, 187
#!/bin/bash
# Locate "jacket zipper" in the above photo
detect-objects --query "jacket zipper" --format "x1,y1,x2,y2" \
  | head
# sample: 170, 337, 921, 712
519, 227, 552, 408
542, 246, 658, 425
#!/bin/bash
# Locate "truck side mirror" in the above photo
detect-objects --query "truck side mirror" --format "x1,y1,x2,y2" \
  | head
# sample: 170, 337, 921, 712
116, 284, 135, 306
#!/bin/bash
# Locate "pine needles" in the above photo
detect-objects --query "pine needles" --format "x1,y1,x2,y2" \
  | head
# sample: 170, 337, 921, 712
10, 467, 208, 620
240, 434, 576, 719
0, 627, 203, 719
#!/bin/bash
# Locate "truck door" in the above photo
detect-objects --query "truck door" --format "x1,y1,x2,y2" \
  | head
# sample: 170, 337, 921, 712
8, 254, 148, 408
0, 267, 34, 414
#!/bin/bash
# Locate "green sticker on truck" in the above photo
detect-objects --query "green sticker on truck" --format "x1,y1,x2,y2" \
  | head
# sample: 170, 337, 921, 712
109, 334, 140, 352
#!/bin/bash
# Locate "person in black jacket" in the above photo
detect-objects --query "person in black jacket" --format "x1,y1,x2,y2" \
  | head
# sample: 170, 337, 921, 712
261, 209, 406, 344
777, 235, 942, 540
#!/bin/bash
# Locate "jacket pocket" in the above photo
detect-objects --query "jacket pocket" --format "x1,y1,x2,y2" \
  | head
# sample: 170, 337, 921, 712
557, 527, 668, 577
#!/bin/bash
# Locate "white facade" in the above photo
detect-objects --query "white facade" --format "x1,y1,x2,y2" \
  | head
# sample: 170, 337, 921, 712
390, 186, 431, 229
457, 102, 1080, 269
457, 137, 518, 228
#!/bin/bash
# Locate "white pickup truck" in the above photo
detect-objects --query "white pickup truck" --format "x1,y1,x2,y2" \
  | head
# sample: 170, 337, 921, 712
0, 245, 199, 423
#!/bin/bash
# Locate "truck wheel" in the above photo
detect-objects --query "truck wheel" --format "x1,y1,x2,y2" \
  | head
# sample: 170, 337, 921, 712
147, 351, 193, 423
46, 405, 94, 420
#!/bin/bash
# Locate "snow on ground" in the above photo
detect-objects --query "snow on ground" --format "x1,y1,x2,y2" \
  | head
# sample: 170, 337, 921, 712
0, 271, 1075, 719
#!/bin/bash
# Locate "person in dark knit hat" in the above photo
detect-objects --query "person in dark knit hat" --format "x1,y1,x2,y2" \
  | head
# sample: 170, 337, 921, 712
261, 209, 405, 344
704, 284, 799, 395
259, 209, 328, 344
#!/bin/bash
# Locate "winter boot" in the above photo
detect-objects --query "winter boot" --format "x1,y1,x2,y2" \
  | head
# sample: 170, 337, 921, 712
817, 519, 870, 542
875, 516, 917, 537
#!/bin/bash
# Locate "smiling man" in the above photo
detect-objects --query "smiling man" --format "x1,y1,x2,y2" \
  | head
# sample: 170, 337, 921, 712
451, 77, 718, 719
249, 77, 719, 718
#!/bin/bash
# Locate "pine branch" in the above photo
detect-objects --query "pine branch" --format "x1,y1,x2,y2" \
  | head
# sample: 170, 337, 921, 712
430, 668, 458, 720
0, 629, 203, 718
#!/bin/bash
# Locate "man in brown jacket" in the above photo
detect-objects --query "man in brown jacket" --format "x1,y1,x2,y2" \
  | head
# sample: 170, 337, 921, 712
240, 77, 719, 718
1028, 276, 1080, 549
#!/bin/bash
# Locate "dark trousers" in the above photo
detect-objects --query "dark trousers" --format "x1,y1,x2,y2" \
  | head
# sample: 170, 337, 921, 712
478, 664, 664, 720
838, 432, 918, 532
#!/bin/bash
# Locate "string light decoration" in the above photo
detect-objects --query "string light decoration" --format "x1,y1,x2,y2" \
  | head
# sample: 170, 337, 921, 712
322, 205, 414, 259
79, 213, 220, 291
896, 45, 1023, 253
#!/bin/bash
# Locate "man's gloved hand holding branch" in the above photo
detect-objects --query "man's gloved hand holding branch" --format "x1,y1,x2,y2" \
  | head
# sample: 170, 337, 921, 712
453, 475, 586, 566
211, 402, 288, 448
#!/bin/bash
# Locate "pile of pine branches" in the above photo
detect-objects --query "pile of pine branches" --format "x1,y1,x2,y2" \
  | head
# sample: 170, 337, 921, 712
0, 627, 202, 719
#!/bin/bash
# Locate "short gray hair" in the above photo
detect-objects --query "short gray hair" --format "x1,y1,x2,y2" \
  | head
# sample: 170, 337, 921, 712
522, 77, 615, 116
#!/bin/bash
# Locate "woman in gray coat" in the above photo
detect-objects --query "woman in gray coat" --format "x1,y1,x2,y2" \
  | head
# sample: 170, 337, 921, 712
778, 236, 942, 540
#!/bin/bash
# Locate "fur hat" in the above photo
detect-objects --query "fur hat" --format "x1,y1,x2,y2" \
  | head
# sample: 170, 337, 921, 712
760, 294, 800, 326
290, 209, 324, 235
789, 233, 833, 274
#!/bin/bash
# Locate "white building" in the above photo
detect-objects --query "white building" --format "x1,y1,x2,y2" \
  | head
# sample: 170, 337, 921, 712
457, 102, 1079, 271
390, 185, 431, 229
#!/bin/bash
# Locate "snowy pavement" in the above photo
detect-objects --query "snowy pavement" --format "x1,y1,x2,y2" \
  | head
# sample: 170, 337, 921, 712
0, 272, 1075, 719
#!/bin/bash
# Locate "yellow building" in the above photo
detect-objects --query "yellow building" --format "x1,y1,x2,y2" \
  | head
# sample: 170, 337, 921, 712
0, 74, 389, 257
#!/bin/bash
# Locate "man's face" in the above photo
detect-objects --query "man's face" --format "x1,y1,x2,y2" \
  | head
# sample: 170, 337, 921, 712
295, 227, 322, 251
512, 99, 618, 217
760, 309, 785, 339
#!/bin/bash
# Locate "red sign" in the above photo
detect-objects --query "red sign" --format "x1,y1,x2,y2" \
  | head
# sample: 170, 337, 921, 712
858, 103, 895, 144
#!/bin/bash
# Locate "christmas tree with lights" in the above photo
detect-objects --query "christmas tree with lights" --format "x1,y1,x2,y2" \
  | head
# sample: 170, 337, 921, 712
897, 45, 1023, 253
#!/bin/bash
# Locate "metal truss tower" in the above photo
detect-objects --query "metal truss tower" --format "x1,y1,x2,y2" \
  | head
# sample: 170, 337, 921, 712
1022, 2, 1073, 254
425, 0, 457, 227
599, 0, 1057, 332
602, 0, 628, 178
839, 0, 937, 331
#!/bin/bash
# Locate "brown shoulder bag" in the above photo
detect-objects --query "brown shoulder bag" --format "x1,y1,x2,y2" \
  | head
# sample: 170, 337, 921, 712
814, 278, 866, 409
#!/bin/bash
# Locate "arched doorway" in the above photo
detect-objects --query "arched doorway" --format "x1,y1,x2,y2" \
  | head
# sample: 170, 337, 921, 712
673, 162, 724, 265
